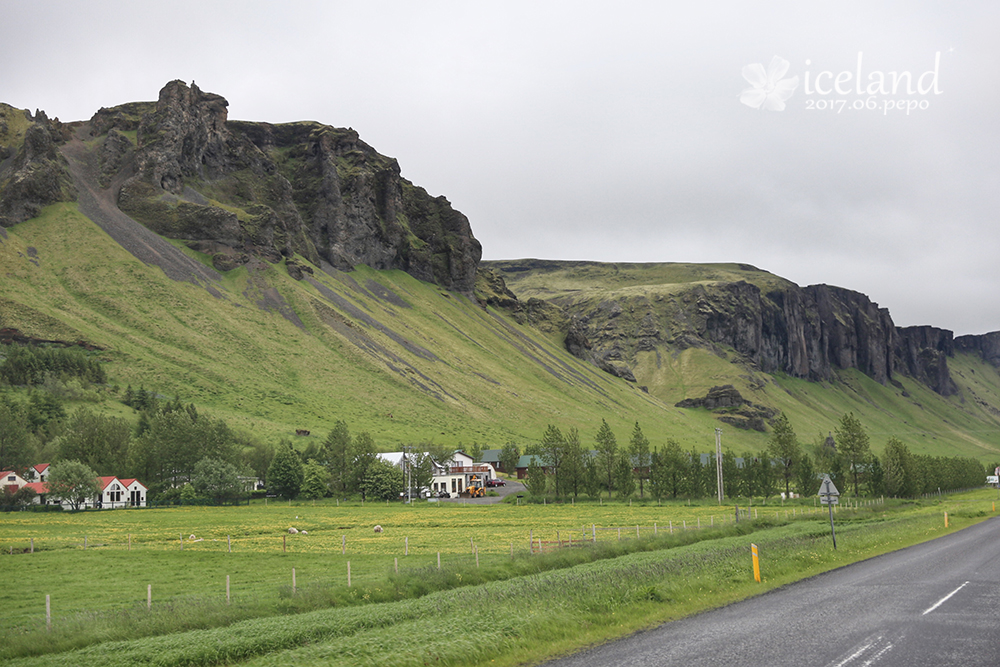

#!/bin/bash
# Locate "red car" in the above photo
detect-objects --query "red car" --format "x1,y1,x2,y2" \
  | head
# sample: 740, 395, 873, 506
485, 478, 506, 487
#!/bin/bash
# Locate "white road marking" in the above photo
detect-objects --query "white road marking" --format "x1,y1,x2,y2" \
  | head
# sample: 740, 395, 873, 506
860, 642, 894, 666
922, 581, 970, 616
831, 637, 881, 667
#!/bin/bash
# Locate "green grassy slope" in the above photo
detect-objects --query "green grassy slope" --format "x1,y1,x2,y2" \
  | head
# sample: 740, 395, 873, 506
3, 211, 999, 458
0, 204, 712, 449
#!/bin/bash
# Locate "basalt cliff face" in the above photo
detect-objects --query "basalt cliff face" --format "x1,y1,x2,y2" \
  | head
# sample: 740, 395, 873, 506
1, 81, 481, 294
482, 260, 997, 399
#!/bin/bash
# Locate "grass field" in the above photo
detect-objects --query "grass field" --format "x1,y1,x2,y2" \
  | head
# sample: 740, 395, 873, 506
2, 491, 996, 665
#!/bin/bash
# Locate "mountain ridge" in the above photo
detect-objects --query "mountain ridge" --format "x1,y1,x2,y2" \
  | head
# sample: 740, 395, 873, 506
1, 83, 999, 461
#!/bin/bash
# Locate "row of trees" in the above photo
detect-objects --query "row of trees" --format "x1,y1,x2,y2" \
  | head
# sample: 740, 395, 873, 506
519, 414, 990, 501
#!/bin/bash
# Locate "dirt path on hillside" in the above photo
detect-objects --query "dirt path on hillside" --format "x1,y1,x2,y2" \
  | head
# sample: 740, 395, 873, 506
59, 127, 222, 290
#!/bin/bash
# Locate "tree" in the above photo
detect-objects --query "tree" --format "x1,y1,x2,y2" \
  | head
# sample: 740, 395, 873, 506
540, 425, 566, 496
721, 448, 742, 499
650, 439, 686, 499
594, 419, 618, 496
193, 457, 244, 504
560, 428, 585, 498
835, 412, 871, 497
583, 456, 602, 499
525, 458, 548, 495
882, 437, 915, 497
349, 432, 379, 500
0, 400, 33, 474
47, 460, 100, 510
628, 422, 651, 498
241, 438, 273, 487
685, 450, 705, 498
408, 450, 435, 493
499, 441, 520, 475
361, 458, 404, 501
300, 459, 330, 500
865, 454, 885, 497
796, 452, 821, 496
466, 441, 484, 463
768, 413, 801, 497
268, 441, 304, 499
60, 408, 132, 475
756, 451, 777, 501
322, 420, 352, 496
614, 450, 636, 499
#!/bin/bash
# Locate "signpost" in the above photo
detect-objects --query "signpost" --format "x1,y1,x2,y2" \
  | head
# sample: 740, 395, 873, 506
819, 476, 840, 549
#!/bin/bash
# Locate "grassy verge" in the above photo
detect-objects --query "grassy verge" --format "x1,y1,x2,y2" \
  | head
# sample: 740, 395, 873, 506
4, 492, 993, 666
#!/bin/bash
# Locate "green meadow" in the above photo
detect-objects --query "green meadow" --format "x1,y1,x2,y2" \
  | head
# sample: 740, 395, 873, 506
2, 491, 996, 665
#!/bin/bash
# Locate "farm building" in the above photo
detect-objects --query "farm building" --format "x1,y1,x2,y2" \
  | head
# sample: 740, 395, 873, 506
377, 450, 498, 498
1, 467, 147, 508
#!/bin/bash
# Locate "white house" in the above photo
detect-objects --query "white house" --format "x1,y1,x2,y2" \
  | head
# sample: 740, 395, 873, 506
118, 478, 148, 507
378, 451, 497, 498
27, 463, 50, 483
1, 470, 28, 492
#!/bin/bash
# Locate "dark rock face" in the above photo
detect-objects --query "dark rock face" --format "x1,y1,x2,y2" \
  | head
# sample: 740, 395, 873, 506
955, 332, 1000, 368
674, 385, 776, 431
98, 81, 481, 294
894, 326, 958, 396
0, 109, 76, 226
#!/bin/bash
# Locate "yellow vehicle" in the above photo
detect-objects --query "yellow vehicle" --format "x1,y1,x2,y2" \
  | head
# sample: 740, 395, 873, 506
461, 475, 485, 498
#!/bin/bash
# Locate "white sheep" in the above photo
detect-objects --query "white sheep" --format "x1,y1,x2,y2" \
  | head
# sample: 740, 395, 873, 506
288, 527, 299, 534
373, 525, 383, 534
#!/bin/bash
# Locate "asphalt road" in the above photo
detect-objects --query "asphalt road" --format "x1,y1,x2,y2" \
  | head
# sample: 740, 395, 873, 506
543, 516, 1000, 667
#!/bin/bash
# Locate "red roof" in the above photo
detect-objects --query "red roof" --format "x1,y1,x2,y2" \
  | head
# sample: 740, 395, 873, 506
97, 476, 120, 491
23, 482, 48, 494
33, 463, 50, 474
119, 478, 148, 490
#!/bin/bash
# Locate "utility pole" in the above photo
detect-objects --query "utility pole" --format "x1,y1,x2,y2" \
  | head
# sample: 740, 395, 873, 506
403, 444, 412, 503
715, 428, 724, 504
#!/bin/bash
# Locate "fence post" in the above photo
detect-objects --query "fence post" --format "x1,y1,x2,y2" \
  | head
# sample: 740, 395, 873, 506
283, 535, 286, 553
529, 529, 533, 552
342, 534, 346, 555
30, 537, 34, 553
636, 525, 640, 539
228, 535, 231, 553
395, 557, 398, 574
46, 594, 51, 632
669, 520, 673, 534
654, 522, 658, 536
592, 524, 596, 542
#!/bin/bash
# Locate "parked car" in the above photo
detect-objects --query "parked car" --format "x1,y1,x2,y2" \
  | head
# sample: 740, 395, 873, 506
436, 490, 452, 498
485, 478, 506, 487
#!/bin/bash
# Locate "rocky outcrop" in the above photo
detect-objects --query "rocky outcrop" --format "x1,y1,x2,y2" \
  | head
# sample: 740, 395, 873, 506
894, 326, 958, 396
955, 332, 1000, 368
485, 260, 990, 396
0, 107, 76, 226
674, 385, 777, 431
93, 81, 481, 294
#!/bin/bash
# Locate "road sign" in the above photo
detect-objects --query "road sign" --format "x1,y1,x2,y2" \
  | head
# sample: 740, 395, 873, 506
819, 476, 840, 505
987, 476, 999, 485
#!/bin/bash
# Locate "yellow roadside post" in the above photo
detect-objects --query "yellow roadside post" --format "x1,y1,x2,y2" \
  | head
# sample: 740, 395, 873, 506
944, 512, 949, 528
751, 543, 761, 583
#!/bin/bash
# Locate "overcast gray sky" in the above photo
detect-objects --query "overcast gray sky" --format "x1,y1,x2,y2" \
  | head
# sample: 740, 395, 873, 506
3, 1, 997, 334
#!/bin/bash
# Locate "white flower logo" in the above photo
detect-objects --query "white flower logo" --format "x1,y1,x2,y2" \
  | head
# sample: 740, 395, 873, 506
741, 56, 799, 111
